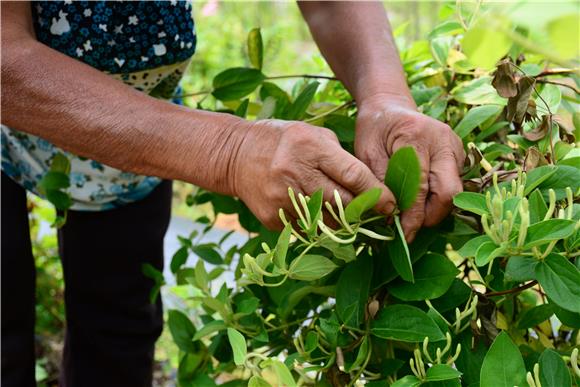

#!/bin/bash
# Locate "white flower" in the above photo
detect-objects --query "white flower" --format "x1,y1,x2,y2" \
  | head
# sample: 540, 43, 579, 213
99, 24, 107, 32
128, 15, 138, 25
83, 9, 92, 17
83, 40, 92, 51
114, 24, 123, 34
114, 58, 125, 67
76, 47, 83, 57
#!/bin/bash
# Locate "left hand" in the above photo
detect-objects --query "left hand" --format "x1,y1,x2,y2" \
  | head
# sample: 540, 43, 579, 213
354, 93, 465, 242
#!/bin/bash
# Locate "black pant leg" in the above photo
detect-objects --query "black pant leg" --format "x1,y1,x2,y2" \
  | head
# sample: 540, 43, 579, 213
58, 180, 172, 387
1, 173, 37, 387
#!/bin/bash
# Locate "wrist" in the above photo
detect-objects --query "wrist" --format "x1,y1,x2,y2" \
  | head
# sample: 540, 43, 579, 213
357, 91, 417, 112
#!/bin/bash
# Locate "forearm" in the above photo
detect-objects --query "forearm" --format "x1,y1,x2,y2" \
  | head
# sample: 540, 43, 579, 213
1, 38, 246, 195
298, 1, 415, 108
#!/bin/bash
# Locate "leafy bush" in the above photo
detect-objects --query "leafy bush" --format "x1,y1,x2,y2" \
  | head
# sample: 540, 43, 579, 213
38, 2, 579, 386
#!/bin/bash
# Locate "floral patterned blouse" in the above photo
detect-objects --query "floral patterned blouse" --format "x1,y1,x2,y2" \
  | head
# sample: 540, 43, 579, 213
1, 1, 197, 210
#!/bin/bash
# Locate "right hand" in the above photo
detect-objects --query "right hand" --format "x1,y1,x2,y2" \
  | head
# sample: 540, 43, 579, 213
230, 119, 396, 230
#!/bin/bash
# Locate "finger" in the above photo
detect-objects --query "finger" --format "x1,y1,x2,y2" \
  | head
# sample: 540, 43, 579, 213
354, 135, 389, 182
451, 132, 466, 172
399, 144, 430, 243
424, 153, 463, 227
319, 150, 396, 216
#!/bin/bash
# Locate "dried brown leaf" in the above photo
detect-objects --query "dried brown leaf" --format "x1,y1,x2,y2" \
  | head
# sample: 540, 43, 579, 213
523, 114, 550, 141
506, 76, 536, 124
492, 61, 518, 98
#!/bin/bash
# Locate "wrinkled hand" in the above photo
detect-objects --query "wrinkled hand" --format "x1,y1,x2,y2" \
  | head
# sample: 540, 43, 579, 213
232, 119, 396, 230
355, 94, 465, 242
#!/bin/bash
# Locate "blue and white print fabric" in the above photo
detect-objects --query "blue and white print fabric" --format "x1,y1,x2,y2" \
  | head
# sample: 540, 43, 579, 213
1, 1, 197, 211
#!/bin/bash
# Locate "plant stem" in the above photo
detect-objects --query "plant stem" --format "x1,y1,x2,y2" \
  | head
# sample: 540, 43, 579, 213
266, 74, 338, 81
304, 100, 354, 123
486, 280, 538, 297
536, 79, 580, 95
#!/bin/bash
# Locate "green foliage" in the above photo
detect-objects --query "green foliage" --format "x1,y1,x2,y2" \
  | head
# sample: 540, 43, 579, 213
162, 3, 580, 383
25, 2, 577, 385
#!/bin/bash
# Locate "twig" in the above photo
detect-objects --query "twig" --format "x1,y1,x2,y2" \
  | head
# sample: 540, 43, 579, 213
486, 280, 537, 297
534, 68, 579, 78
266, 74, 338, 81
536, 79, 580, 95
304, 100, 354, 123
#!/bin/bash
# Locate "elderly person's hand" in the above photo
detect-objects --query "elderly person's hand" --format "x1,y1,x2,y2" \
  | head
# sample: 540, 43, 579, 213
354, 95, 464, 241
232, 119, 396, 230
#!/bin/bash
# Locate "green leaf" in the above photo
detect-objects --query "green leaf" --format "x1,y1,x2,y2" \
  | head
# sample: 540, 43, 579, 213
346, 336, 369, 372
523, 219, 577, 248
248, 376, 271, 387
504, 256, 537, 282
45, 190, 73, 211
388, 215, 414, 282
451, 76, 507, 105
307, 189, 324, 231
475, 242, 504, 267
390, 253, 459, 301
37, 171, 70, 192
192, 320, 226, 341
234, 99, 249, 118
227, 328, 247, 366
287, 81, 319, 120
324, 114, 355, 143
462, 18, 511, 70
428, 20, 464, 39
525, 165, 579, 200
274, 224, 292, 270
167, 310, 197, 353
193, 259, 209, 292
260, 82, 291, 118
453, 192, 488, 216
336, 254, 372, 327
523, 165, 558, 195
480, 331, 526, 387
212, 67, 265, 101
457, 235, 493, 258
528, 189, 548, 224
430, 36, 453, 68
539, 349, 572, 387
344, 188, 381, 223
517, 304, 555, 329
247, 28, 263, 70
50, 153, 71, 173
536, 83, 561, 114
454, 105, 502, 139
426, 364, 462, 381
170, 246, 189, 274
288, 254, 337, 281
267, 359, 296, 387
391, 375, 422, 387
536, 253, 580, 313
384, 146, 422, 211
552, 300, 580, 328
191, 244, 224, 265
319, 239, 356, 263
547, 14, 579, 60
371, 304, 445, 342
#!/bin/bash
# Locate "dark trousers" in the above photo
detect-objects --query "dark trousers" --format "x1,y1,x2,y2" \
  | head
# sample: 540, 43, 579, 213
1, 173, 172, 387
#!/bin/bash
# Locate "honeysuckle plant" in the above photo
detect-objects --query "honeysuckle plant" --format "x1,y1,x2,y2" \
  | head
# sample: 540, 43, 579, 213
39, 2, 580, 386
